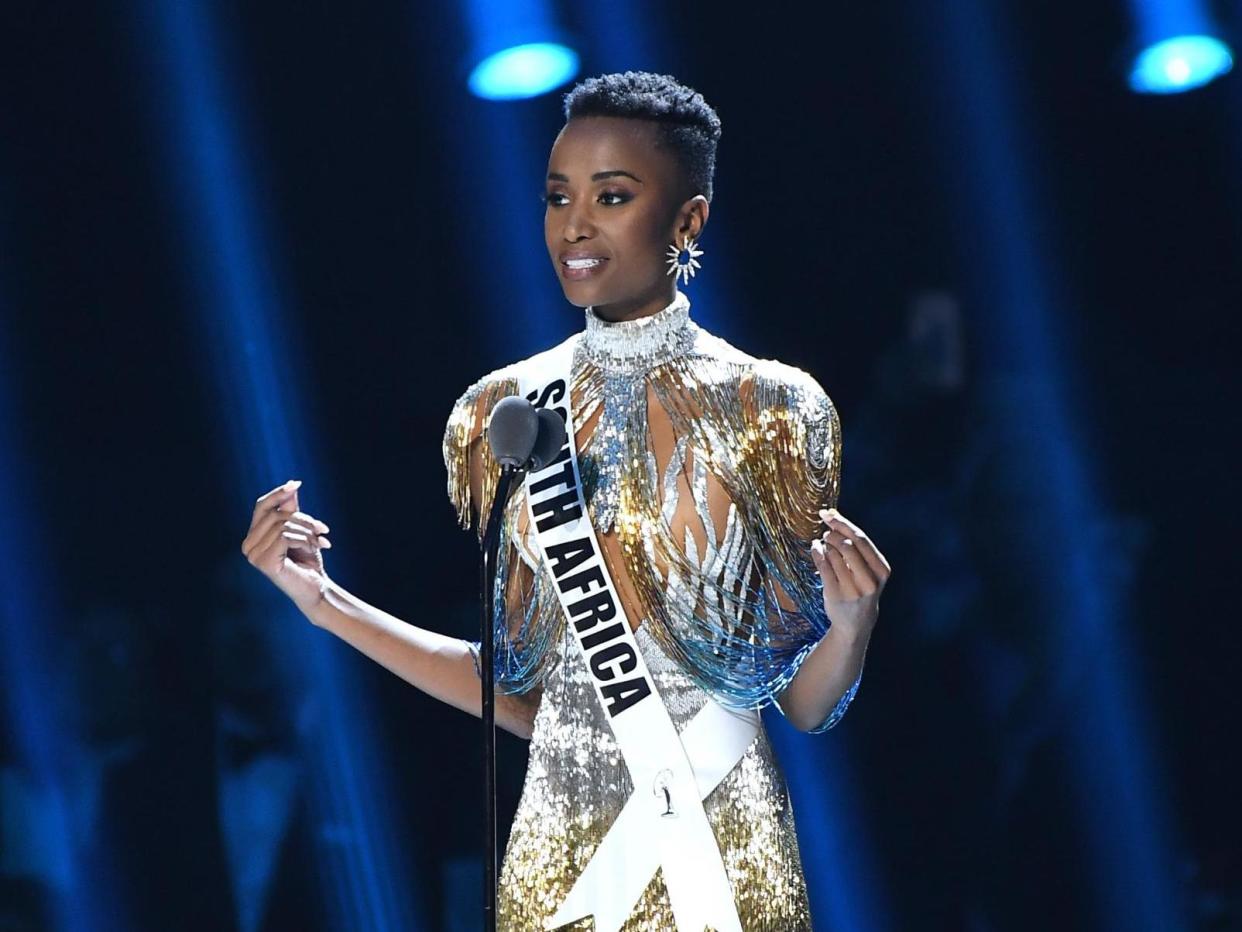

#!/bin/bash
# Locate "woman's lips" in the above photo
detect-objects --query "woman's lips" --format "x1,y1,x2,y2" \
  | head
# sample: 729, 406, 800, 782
561, 257, 608, 281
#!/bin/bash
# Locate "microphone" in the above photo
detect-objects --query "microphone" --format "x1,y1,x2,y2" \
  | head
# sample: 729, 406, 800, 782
530, 407, 567, 470
487, 397, 567, 471
487, 396, 539, 468
477, 393, 566, 932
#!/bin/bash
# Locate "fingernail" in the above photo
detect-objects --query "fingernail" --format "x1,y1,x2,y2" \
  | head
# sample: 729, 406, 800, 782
285, 479, 302, 489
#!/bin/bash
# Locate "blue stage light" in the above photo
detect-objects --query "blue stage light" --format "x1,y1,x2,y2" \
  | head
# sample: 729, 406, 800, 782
133, 2, 426, 928
910, 2, 1188, 927
1129, 34, 1233, 93
468, 41, 578, 100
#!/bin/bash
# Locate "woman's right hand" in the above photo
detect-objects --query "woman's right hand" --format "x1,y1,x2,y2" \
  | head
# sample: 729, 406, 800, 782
241, 479, 333, 616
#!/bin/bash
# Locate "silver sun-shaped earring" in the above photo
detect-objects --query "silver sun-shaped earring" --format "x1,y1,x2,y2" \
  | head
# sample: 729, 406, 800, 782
665, 234, 704, 285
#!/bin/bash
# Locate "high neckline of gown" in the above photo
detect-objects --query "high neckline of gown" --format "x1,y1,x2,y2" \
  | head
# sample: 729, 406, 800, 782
578, 290, 696, 375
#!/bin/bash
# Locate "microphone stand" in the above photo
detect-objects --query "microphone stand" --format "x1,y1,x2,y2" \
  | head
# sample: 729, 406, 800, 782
480, 462, 521, 932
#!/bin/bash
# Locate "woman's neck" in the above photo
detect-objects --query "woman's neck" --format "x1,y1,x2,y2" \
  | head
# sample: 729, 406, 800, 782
580, 289, 693, 376
590, 282, 678, 323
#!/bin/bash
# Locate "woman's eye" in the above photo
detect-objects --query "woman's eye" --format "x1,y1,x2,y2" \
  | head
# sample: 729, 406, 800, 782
542, 190, 631, 207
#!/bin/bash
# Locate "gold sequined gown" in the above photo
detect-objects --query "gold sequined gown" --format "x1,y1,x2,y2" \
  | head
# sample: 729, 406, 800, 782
442, 292, 861, 931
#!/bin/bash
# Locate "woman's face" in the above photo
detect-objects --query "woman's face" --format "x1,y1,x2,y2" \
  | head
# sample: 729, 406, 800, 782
544, 116, 708, 321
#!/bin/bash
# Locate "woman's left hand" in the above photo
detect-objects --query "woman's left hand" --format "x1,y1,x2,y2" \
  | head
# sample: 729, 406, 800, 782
811, 507, 891, 640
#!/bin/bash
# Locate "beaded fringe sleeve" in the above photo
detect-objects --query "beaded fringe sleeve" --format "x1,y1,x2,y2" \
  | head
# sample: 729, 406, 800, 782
442, 328, 860, 731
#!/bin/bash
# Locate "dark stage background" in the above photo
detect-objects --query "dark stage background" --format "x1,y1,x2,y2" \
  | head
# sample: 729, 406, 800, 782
2, 2, 1239, 931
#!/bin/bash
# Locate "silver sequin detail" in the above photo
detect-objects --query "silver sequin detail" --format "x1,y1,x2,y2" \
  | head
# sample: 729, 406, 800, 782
585, 371, 645, 533
574, 290, 696, 376
572, 291, 698, 533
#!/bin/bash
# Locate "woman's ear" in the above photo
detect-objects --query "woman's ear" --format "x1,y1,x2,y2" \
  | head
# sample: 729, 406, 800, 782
675, 195, 710, 243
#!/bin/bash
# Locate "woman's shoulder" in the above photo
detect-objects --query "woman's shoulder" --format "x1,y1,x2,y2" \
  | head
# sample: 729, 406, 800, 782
691, 330, 841, 544
441, 334, 581, 529
451, 335, 578, 409
444, 334, 579, 432
690, 326, 835, 420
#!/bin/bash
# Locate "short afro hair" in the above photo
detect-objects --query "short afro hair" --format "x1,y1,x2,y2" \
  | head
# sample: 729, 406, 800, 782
562, 71, 722, 203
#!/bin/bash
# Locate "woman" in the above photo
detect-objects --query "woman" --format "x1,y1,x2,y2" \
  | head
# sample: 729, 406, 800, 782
242, 71, 890, 931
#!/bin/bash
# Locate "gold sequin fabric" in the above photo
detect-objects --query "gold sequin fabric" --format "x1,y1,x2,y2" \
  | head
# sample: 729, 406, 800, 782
500, 623, 812, 931
442, 301, 859, 928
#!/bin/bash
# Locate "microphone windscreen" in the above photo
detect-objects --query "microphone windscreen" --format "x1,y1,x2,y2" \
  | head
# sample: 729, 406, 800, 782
529, 407, 568, 470
487, 396, 539, 467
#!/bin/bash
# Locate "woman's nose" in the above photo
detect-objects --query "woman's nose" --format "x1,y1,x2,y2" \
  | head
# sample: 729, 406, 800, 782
561, 203, 595, 242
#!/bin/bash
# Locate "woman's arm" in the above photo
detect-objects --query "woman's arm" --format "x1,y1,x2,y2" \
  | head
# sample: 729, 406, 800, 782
775, 611, 871, 733
301, 581, 542, 740
245, 369, 547, 740
731, 365, 888, 731
242, 470, 543, 741
775, 507, 888, 732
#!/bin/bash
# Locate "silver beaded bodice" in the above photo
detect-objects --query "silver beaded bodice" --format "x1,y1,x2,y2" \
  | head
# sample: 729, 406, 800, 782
444, 289, 860, 717
571, 291, 699, 532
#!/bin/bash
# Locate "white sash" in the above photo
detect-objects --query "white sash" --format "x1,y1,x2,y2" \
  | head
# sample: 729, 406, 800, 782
516, 338, 759, 932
